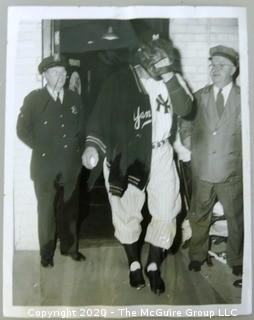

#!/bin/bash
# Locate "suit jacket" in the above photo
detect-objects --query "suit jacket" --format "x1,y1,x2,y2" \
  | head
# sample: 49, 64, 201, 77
190, 83, 242, 183
17, 87, 86, 192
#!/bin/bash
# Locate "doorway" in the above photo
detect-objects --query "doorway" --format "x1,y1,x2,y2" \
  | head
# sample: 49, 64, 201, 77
44, 18, 170, 242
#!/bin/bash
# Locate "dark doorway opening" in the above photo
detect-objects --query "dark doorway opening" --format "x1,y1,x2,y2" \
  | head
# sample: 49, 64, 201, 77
63, 50, 119, 243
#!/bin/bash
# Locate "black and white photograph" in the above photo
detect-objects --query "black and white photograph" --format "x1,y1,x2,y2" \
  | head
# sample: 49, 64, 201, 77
2, 4, 252, 318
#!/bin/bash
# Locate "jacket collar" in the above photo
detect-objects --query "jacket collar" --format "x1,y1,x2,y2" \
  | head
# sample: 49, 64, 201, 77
200, 84, 238, 130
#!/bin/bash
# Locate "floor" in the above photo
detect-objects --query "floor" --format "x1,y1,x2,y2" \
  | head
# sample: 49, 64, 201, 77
13, 240, 242, 307
12, 179, 242, 309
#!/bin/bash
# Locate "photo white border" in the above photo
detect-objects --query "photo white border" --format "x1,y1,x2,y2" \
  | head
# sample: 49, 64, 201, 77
3, 5, 251, 318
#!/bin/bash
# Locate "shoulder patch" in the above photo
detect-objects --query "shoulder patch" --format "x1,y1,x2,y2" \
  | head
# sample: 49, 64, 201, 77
70, 105, 78, 115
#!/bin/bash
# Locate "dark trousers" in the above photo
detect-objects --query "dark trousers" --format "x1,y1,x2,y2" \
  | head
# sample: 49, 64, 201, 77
189, 178, 243, 267
33, 176, 80, 261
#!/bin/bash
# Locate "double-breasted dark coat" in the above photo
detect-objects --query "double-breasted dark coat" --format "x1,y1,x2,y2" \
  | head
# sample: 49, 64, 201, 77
17, 87, 85, 261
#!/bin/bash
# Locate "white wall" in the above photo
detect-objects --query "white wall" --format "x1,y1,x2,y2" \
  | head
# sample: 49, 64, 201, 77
170, 18, 239, 92
14, 20, 42, 250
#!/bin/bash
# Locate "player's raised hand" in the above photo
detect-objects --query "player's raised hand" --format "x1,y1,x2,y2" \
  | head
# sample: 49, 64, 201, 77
135, 38, 175, 81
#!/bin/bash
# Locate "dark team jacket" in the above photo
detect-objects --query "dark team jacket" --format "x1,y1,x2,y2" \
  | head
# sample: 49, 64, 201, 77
86, 66, 192, 196
16, 87, 86, 189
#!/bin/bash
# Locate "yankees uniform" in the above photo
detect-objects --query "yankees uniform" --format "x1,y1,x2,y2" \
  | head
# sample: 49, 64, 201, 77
83, 60, 192, 294
103, 72, 182, 249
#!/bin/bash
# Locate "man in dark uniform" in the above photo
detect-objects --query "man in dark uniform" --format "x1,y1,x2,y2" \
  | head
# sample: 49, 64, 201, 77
17, 54, 86, 268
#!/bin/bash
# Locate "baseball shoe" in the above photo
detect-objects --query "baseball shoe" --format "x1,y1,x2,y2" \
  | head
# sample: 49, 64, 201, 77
145, 268, 165, 295
129, 269, 146, 290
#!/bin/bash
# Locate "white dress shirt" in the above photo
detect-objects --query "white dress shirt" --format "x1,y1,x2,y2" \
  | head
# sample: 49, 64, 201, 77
213, 81, 233, 107
46, 86, 64, 103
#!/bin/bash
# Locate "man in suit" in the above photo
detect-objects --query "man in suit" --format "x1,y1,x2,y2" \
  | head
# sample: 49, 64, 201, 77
184, 46, 243, 277
16, 54, 86, 268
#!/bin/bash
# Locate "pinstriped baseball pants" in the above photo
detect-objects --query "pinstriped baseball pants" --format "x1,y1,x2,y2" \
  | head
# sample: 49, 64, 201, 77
103, 142, 181, 250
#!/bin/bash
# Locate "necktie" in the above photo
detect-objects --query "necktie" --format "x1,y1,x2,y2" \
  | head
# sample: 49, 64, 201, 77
56, 92, 61, 104
216, 89, 224, 118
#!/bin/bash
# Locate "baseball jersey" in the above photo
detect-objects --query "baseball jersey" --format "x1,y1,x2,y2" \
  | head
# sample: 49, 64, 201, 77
139, 77, 173, 143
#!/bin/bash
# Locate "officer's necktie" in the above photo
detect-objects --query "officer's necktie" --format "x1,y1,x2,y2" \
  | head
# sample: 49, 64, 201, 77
56, 92, 61, 104
216, 89, 224, 118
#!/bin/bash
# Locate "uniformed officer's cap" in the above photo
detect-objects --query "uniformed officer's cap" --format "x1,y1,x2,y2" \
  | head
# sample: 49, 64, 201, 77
38, 54, 68, 74
209, 45, 239, 67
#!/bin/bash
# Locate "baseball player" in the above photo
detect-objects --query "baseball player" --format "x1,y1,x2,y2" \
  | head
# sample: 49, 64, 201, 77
17, 54, 86, 268
82, 38, 193, 294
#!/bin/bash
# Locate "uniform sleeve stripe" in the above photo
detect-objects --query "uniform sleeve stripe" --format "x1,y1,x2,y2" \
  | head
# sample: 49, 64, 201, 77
110, 185, 124, 192
128, 175, 140, 182
86, 136, 106, 153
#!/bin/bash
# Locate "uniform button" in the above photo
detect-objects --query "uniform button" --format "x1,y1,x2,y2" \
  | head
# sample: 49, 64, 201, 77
41, 152, 46, 157
212, 131, 217, 136
63, 134, 67, 138
64, 145, 68, 149
43, 121, 48, 125
60, 114, 63, 118
61, 124, 65, 128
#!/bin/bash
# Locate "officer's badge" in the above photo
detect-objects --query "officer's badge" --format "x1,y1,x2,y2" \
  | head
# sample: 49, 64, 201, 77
152, 34, 160, 41
71, 105, 78, 115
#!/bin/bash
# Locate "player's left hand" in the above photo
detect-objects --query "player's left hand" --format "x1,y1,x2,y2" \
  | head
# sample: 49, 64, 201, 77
154, 57, 174, 82
136, 39, 174, 80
